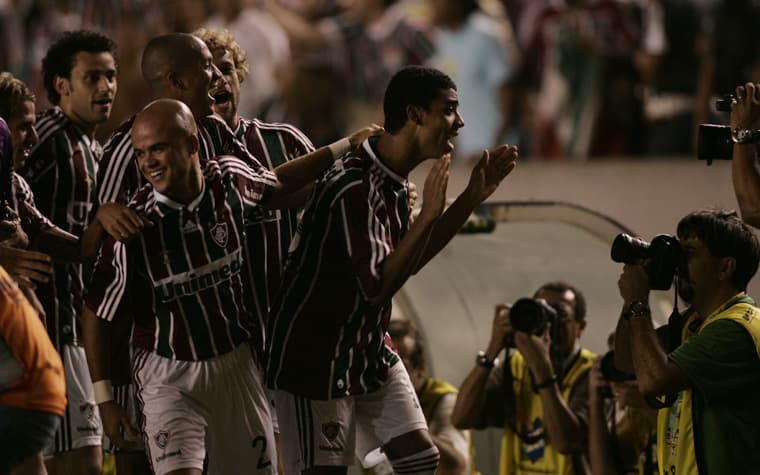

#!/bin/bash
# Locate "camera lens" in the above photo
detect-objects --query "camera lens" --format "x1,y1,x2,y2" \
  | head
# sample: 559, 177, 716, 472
611, 233, 650, 264
510, 298, 556, 335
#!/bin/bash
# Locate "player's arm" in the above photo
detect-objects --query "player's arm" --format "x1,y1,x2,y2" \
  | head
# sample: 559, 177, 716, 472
367, 156, 449, 306
412, 145, 517, 273
265, 125, 384, 209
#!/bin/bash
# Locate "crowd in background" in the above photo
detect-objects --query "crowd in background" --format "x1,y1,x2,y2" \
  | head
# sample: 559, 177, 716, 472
2, 0, 759, 161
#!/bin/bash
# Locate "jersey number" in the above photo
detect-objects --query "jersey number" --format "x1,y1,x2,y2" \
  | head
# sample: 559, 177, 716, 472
252, 436, 272, 469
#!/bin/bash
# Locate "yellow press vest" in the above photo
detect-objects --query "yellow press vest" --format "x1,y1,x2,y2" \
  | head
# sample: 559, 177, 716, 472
657, 294, 760, 475
419, 378, 480, 475
500, 348, 596, 475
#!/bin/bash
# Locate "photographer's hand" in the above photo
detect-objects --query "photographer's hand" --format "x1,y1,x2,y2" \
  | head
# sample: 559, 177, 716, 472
485, 303, 513, 361
515, 324, 553, 382
731, 82, 760, 228
618, 263, 650, 304
731, 82, 760, 130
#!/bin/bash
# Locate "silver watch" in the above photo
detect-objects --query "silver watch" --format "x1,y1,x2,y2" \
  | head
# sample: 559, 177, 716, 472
732, 128, 755, 144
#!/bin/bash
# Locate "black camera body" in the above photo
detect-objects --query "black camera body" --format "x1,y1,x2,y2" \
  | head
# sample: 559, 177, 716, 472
611, 233, 681, 290
509, 297, 559, 338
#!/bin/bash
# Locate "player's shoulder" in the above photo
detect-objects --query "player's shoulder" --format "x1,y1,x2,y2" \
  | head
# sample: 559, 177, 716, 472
247, 118, 314, 148
103, 115, 136, 155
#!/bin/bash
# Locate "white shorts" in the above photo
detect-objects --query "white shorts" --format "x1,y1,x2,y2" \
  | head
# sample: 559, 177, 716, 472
273, 362, 428, 472
45, 344, 103, 454
134, 342, 276, 475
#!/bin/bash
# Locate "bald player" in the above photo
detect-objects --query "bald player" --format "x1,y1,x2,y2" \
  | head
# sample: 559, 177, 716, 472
83, 99, 291, 475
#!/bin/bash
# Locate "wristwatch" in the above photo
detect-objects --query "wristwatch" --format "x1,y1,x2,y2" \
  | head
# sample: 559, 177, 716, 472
623, 300, 651, 321
732, 128, 755, 144
475, 351, 495, 369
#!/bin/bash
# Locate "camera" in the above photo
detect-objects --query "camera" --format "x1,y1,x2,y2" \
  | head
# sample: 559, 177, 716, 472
715, 93, 736, 112
611, 233, 681, 290
509, 297, 558, 336
597, 350, 636, 398
697, 93, 759, 165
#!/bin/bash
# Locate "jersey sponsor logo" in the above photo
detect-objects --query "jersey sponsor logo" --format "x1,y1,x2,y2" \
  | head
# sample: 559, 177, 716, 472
210, 222, 228, 247
153, 250, 242, 302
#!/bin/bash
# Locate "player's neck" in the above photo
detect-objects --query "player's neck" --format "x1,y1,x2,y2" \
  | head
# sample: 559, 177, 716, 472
375, 132, 421, 177
60, 103, 97, 138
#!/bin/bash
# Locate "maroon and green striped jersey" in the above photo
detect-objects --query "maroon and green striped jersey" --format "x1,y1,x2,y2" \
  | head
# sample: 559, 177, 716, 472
86, 155, 277, 361
266, 138, 407, 400
234, 117, 314, 330
12, 172, 54, 243
96, 113, 269, 207
20, 107, 100, 348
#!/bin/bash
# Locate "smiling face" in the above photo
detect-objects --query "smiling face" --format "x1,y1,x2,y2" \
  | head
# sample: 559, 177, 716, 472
176, 38, 223, 118
7, 99, 38, 169
416, 88, 464, 158
57, 51, 117, 132
132, 114, 200, 203
210, 48, 240, 128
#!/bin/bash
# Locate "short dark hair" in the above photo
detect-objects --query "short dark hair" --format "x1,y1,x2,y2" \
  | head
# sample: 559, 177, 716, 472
383, 66, 456, 134
677, 209, 760, 290
534, 281, 587, 322
388, 319, 425, 369
42, 29, 117, 105
0, 73, 35, 120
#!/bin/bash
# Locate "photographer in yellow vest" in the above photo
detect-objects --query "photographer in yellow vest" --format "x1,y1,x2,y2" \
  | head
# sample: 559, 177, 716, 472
452, 281, 595, 475
614, 209, 760, 474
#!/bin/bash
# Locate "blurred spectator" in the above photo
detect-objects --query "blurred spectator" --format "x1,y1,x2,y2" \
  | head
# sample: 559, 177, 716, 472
263, 0, 435, 132
205, 0, 291, 117
527, 0, 638, 159
637, 0, 708, 156
427, 0, 520, 161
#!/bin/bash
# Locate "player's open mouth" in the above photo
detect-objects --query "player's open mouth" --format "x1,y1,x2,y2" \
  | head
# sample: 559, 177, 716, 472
212, 90, 231, 105
93, 98, 112, 106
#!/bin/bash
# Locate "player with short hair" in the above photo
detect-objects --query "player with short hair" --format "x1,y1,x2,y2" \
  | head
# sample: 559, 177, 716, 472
20, 29, 118, 475
266, 66, 518, 475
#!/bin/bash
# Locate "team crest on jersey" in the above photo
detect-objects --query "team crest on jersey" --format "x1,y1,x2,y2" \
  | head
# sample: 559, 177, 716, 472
210, 222, 228, 247
156, 430, 170, 449
322, 421, 340, 441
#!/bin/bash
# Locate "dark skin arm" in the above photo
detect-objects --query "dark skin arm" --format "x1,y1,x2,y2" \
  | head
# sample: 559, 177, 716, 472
730, 82, 760, 228
619, 264, 691, 397
451, 303, 511, 429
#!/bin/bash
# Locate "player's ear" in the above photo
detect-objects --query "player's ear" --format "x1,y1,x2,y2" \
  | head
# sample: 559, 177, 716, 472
168, 71, 185, 91
54, 75, 70, 98
406, 105, 423, 126
188, 133, 200, 154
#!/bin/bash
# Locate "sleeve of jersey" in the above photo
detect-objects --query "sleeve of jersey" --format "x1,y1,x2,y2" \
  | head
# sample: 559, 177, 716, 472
96, 128, 138, 206
668, 320, 760, 398
13, 173, 54, 242
336, 178, 390, 301
20, 139, 58, 218
221, 156, 278, 216
85, 236, 129, 322
216, 118, 272, 174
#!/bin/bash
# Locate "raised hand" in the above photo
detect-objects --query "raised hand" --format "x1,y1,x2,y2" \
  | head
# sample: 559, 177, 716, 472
348, 123, 385, 149
467, 144, 518, 204
95, 203, 153, 242
731, 82, 760, 130
418, 155, 450, 224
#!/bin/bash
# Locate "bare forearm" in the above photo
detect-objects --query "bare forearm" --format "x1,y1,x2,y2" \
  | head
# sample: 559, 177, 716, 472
537, 384, 586, 453
413, 189, 478, 273
34, 227, 80, 263
629, 315, 672, 396
451, 366, 491, 429
613, 312, 634, 373
589, 395, 616, 475
81, 306, 112, 383
732, 143, 760, 227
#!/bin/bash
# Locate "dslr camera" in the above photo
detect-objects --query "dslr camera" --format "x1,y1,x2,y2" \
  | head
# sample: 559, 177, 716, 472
698, 93, 760, 165
504, 298, 559, 348
597, 350, 636, 398
611, 233, 681, 290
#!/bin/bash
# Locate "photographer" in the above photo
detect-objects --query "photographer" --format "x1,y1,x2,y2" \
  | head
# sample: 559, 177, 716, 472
614, 209, 760, 474
588, 337, 657, 475
730, 82, 760, 228
451, 281, 595, 475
